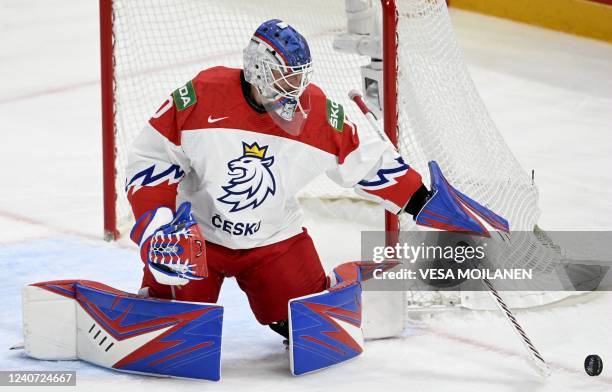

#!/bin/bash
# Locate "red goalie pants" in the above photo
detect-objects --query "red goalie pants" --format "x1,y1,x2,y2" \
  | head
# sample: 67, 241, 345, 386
140, 228, 327, 325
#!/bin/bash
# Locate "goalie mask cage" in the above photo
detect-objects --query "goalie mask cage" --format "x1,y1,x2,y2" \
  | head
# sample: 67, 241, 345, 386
100, 0, 574, 311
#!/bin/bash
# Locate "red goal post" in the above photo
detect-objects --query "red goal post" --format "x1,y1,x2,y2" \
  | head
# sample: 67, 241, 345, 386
100, 0, 118, 241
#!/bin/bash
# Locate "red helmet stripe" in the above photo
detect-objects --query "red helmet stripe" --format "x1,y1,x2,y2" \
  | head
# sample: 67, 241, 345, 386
253, 33, 289, 66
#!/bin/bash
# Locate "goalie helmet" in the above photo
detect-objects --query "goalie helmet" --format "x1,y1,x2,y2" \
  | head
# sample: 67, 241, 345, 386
243, 19, 313, 135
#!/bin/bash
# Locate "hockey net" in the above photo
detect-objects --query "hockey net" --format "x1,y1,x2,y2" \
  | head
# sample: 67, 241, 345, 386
101, 0, 576, 312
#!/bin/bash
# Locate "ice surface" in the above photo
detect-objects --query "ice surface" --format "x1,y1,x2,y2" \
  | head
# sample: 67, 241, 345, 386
1, 1, 611, 391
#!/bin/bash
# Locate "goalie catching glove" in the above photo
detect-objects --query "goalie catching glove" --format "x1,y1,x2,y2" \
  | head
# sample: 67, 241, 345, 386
130, 202, 208, 285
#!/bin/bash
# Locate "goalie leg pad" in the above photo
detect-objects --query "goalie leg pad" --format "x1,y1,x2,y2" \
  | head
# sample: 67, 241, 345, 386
289, 262, 364, 376
23, 280, 223, 381
330, 261, 407, 339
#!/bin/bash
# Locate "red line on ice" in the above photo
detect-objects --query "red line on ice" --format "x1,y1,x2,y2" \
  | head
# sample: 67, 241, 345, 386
0, 209, 136, 250
421, 326, 612, 383
0, 80, 100, 105
0, 209, 100, 241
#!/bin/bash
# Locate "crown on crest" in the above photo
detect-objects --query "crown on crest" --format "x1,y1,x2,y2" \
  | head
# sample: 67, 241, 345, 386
243, 142, 268, 158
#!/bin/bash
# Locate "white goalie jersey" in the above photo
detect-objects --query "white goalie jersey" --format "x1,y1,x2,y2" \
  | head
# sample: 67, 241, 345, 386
125, 67, 423, 249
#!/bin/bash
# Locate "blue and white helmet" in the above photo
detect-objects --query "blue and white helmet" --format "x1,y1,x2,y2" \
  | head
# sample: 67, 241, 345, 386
243, 19, 313, 132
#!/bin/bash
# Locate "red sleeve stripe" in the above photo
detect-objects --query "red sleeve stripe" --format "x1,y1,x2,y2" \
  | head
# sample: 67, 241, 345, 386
361, 169, 423, 212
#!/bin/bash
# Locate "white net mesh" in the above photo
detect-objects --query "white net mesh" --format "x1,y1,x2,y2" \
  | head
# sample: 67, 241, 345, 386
111, 0, 372, 235
392, 1, 573, 308
394, 0, 539, 231
108, 0, 569, 309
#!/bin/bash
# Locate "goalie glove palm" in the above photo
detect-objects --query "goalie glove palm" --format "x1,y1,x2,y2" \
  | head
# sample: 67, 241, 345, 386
131, 202, 208, 286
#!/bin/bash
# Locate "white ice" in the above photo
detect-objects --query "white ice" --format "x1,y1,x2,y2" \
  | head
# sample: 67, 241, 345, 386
1, 1, 612, 391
